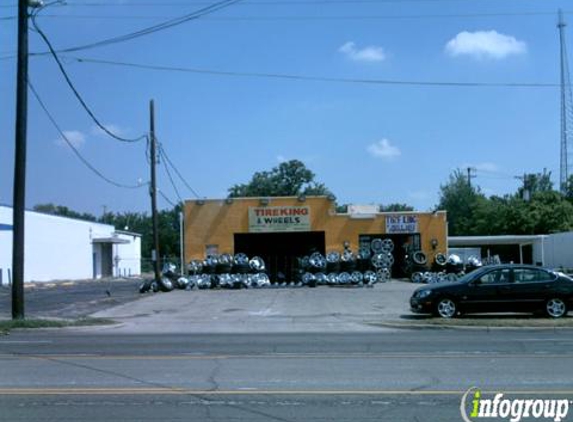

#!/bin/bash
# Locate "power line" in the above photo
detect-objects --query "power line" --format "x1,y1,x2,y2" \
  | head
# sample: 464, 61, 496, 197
158, 142, 201, 199
0, 0, 540, 6
158, 146, 185, 205
30, 11, 147, 144
4, 11, 569, 21
70, 56, 562, 88
158, 189, 179, 208
28, 80, 146, 190
29, 0, 242, 56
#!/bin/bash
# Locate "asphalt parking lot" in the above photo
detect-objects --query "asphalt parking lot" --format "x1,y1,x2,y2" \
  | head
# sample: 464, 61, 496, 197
0, 277, 144, 320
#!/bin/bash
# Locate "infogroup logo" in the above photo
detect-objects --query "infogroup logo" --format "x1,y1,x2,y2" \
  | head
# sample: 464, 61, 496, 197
460, 387, 571, 422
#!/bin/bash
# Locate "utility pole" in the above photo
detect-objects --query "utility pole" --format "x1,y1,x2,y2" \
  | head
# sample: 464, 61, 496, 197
467, 167, 476, 189
179, 211, 185, 276
12, 0, 33, 320
515, 173, 531, 202
149, 100, 161, 283
558, 9, 573, 194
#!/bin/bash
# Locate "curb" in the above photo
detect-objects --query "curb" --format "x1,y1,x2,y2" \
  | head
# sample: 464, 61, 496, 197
369, 321, 573, 331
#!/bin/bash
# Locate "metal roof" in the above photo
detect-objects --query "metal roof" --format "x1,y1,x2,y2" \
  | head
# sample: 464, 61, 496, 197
449, 235, 547, 246
92, 237, 130, 244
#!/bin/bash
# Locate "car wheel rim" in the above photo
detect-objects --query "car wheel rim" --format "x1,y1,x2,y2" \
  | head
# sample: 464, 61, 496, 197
547, 299, 566, 318
438, 299, 456, 318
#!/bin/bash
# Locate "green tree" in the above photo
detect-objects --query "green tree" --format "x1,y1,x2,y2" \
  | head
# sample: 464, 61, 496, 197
33, 203, 97, 222
518, 170, 553, 200
33, 203, 184, 268
445, 170, 573, 236
228, 160, 335, 199
101, 206, 183, 263
436, 170, 484, 236
379, 203, 414, 212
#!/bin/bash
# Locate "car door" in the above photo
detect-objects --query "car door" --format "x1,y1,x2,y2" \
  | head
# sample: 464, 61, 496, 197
461, 268, 514, 313
510, 268, 558, 312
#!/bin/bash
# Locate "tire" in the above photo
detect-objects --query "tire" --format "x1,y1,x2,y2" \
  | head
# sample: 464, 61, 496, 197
435, 298, 458, 318
139, 279, 152, 293
158, 277, 174, 292
412, 251, 427, 266
434, 253, 447, 266
545, 298, 568, 318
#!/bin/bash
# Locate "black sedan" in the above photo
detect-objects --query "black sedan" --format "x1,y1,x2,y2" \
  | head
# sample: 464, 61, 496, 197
410, 265, 573, 318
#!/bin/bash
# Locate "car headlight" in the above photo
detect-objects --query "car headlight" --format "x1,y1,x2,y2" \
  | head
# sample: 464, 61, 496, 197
417, 290, 432, 299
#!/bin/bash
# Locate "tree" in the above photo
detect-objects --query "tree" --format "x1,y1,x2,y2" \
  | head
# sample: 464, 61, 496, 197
518, 170, 553, 200
101, 206, 183, 263
438, 169, 573, 236
380, 203, 414, 212
33, 203, 184, 266
228, 160, 335, 199
33, 203, 97, 222
436, 170, 484, 236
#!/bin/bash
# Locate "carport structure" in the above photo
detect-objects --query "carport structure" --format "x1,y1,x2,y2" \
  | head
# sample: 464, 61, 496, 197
448, 235, 547, 265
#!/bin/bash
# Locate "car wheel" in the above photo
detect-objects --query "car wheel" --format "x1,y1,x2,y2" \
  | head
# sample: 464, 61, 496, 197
545, 298, 567, 318
435, 298, 457, 318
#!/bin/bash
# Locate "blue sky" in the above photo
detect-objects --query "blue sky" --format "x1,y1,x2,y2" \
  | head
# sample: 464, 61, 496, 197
1, 0, 572, 216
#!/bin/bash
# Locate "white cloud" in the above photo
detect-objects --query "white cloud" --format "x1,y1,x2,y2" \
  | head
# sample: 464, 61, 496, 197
367, 139, 401, 160
91, 123, 126, 137
55, 130, 86, 148
276, 155, 287, 163
445, 30, 527, 60
339, 41, 386, 63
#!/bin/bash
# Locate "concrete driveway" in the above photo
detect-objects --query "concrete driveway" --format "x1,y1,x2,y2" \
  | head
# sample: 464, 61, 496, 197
91, 282, 418, 334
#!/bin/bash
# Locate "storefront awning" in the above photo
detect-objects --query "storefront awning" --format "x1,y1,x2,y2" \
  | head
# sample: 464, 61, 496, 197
92, 237, 130, 244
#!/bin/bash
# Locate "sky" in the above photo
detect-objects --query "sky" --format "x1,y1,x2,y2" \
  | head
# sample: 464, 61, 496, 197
1, 0, 572, 217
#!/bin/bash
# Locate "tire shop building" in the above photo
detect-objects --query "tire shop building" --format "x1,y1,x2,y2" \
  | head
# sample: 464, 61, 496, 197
183, 196, 448, 280
0, 205, 141, 284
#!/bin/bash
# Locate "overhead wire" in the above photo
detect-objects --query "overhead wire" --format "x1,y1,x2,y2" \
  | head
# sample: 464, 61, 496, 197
29, 0, 243, 56
70, 56, 562, 88
158, 143, 201, 199
3, 11, 569, 21
158, 190, 179, 208
0, 0, 537, 6
28, 79, 147, 190
30, 8, 147, 144
158, 145, 185, 205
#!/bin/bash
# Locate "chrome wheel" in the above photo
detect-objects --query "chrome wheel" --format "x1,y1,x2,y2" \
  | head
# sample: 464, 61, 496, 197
546, 298, 567, 318
436, 298, 457, 318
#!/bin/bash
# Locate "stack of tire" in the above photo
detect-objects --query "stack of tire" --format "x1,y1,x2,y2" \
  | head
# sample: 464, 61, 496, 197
298, 238, 394, 288
139, 262, 194, 293
370, 238, 394, 284
140, 254, 271, 293
411, 253, 479, 284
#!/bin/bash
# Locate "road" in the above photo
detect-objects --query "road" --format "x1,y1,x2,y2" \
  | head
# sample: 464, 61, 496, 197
1, 329, 573, 421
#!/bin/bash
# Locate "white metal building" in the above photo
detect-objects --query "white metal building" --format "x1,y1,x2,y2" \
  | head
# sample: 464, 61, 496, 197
0, 205, 141, 284
449, 232, 573, 270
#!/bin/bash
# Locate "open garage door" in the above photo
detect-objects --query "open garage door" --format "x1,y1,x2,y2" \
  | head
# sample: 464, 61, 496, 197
359, 233, 421, 278
234, 231, 325, 282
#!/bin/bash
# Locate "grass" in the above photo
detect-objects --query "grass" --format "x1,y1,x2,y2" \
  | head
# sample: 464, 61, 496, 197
0, 317, 116, 335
